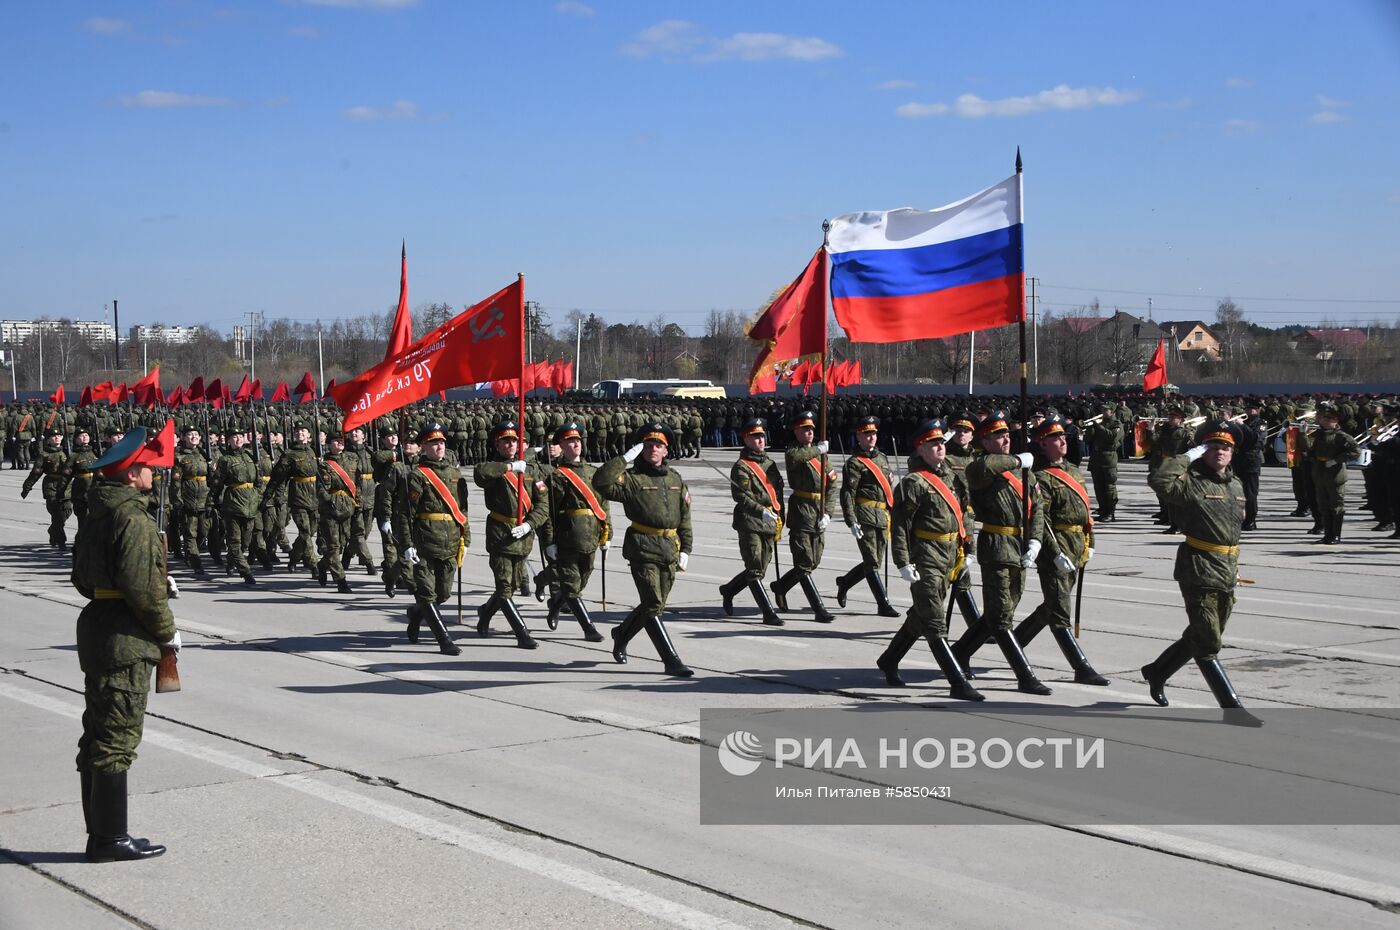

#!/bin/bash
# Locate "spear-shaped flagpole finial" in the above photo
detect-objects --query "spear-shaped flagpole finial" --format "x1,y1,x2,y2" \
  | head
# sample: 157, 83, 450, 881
402, 239, 406, 259
1016, 146, 1023, 174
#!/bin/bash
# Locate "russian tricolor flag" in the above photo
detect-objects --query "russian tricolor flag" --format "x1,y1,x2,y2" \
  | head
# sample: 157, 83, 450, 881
827, 175, 1024, 343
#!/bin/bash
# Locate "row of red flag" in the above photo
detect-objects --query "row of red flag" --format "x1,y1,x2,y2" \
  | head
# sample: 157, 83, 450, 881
53, 369, 324, 409
488, 358, 574, 398
750, 358, 863, 395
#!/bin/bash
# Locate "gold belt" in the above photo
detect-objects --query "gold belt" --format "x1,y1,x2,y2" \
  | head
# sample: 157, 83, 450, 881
792, 490, 823, 501
92, 588, 124, 600
489, 511, 519, 524
185, 476, 207, 482
913, 529, 958, 542
630, 522, 678, 539
1186, 536, 1239, 556
981, 524, 1022, 536
565, 508, 600, 517
359, 473, 374, 479
1051, 523, 1085, 533
294, 476, 317, 483
228, 482, 254, 490
418, 512, 456, 521
331, 489, 352, 497
855, 497, 888, 509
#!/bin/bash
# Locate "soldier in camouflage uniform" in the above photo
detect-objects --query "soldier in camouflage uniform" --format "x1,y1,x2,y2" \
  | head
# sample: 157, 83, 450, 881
1082, 404, 1124, 522
394, 423, 466, 656
1307, 401, 1359, 544
22, 428, 73, 549
315, 429, 358, 594
942, 413, 984, 630
536, 422, 610, 641
373, 425, 407, 597
833, 416, 900, 618
172, 427, 211, 575
1149, 404, 1191, 530
718, 418, 785, 625
876, 419, 983, 701
769, 410, 838, 623
1143, 420, 1252, 710
594, 422, 694, 677
11, 405, 36, 470
341, 426, 378, 575
265, 424, 320, 574
72, 425, 179, 862
474, 421, 549, 648
211, 425, 261, 586
65, 429, 98, 534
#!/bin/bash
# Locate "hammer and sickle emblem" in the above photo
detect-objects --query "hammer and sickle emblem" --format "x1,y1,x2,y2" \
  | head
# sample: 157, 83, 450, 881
469, 304, 507, 344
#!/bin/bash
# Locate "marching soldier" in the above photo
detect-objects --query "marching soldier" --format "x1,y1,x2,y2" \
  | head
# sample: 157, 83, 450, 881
1142, 419, 1252, 709
594, 422, 694, 677
315, 428, 358, 594
65, 429, 98, 534
474, 421, 548, 648
394, 422, 466, 656
22, 428, 73, 549
172, 426, 211, 575
536, 421, 610, 641
1237, 400, 1266, 531
373, 425, 407, 597
211, 425, 261, 586
876, 419, 983, 701
1012, 415, 1109, 685
1307, 401, 1360, 544
718, 418, 785, 625
833, 415, 900, 617
265, 424, 320, 574
942, 412, 984, 629
1082, 404, 1124, 522
12, 405, 36, 470
342, 426, 378, 576
72, 425, 179, 862
950, 410, 1052, 695
770, 410, 838, 623
1149, 404, 1191, 530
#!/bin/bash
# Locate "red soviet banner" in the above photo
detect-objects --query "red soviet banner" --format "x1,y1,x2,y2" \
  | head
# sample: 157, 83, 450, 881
329, 278, 523, 432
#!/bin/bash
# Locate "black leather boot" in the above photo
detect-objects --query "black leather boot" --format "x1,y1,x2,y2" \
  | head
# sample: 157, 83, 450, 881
748, 580, 784, 625
951, 619, 992, 679
995, 629, 1052, 695
954, 588, 984, 630
865, 569, 902, 618
834, 564, 864, 609
81, 771, 94, 835
383, 565, 397, 598
1196, 657, 1244, 708
1142, 638, 1193, 706
1013, 607, 1049, 649
797, 573, 835, 623
769, 568, 798, 612
86, 771, 166, 863
188, 554, 207, 578
406, 604, 423, 644
566, 597, 605, 642
876, 624, 918, 687
611, 609, 645, 664
336, 577, 352, 594
424, 602, 461, 656
719, 572, 746, 616
498, 598, 538, 649
544, 592, 564, 630
243, 571, 258, 587
929, 635, 985, 701
477, 594, 499, 637
1051, 627, 1109, 685
644, 615, 693, 677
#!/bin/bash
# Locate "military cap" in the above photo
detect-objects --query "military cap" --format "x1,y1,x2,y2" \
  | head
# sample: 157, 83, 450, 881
418, 422, 449, 443
553, 421, 585, 443
1316, 401, 1339, 417
791, 410, 816, 431
637, 421, 673, 447
324, 427, 344, 442
378, 424, 396, 436
855, 415, 880, 434
104, 426, 124, 438
1164, 402, 1185, 416
1032, 413, 1067, 441
490, 420, 521, 442
948, 412, 977, 433
43, 427, 63, 438
1196, 419, 1241, 447
977, 410, 1011, 437
913, 418, 947, 446
88, 427, 147, 473
742, 417, 767, 437
223, 423, 246, 437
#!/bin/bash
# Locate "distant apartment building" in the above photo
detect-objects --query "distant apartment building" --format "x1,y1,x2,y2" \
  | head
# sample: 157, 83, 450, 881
0, 318, 116, 345
130, 324, 201, 344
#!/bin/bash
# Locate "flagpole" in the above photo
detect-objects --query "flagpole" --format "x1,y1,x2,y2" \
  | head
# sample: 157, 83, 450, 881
819, 221, 831, 453
1015, 147, 1030, 549
517, 274, 526, 527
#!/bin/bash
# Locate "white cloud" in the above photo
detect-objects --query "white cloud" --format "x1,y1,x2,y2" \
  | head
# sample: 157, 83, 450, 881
622, 20, 841, 62
1225, 118, 1261, 133
554, 1, 595, 17
1225, 76, 1255, 89
120, 90, 234, 109
84, 17, 132, 36
876, 79, 917, 90
344, 99, 419, 121
1315, 94, 1349, 109
896, 84, 1139, 119
1310, 111, 1347, 124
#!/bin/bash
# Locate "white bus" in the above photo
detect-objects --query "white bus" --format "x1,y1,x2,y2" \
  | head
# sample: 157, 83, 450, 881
590, 378, 718, 400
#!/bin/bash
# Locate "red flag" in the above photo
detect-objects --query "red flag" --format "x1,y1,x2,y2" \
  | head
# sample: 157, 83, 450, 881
386, 241, 413, 361
293, 371, 316, 396
49, 384, 65, 404
1143, 339, 1167, 392
112, 383, 130, 405
234, 374, 252, 404
746, 248, 828, 393
328, 279, 524, 433
824, 361, 841, 395
132, 366, 160, 405
79, 386, 93, 406
222, 382, 232, 404
205, 378, 224, 410
491, 379, 515, 398
533, 360, 552, 394
270, 381, 290, 403
845, 359, 862, 387
141, 419, 177, 468
187, 377, 205, 402
250, 379, 263, 401
166, 385, 184, 407
92, 381, 114, 402
560, 360, 575, 393
299, 391, 314, 405
752, 368, 777, 394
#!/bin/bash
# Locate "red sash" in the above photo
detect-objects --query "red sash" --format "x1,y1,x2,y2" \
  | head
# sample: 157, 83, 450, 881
557, 465, 607, 521
324, 459, 358, 499
43, 411, 57, 432
739, 458, 780, 511
911, 471, 966, 540
504, 470, 533, 514
19, 414, 31, 433
855, 455, 894, 506
1039, 466, 1094, 529
418, 465, 467, 526
1000, 469, 1033, 522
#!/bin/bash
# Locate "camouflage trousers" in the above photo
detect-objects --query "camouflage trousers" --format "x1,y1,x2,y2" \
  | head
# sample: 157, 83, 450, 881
413, 555, 457, 605
536, 548, 597, 598
46, 498, 72, 547
223, 513, 256, 575
289, 506, 319, 568
1021, 563, 1077, 632
181, 509, 210, 557
854, 523, 888, 571
896, 544, 953, 639
737, 530, 776, 581
488, 551, 527, 597
76, 661, 153, 774
1089, 465, 1118, 512
347, 509, 375, 567
630, 559, 677, 617
1311, 462, 1347, 519
318, 513, 352, 582
1179, 585, 1235, 660
787, 528, 824, 575
980, 564, 1027, 632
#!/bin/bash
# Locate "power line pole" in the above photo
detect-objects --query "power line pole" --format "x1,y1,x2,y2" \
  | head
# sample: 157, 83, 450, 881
245, 311, 264, 381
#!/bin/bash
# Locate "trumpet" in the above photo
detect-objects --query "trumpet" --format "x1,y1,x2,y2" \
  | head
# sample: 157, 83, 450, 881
1263, 410, 1316, 441
1358, 419, 1400, 448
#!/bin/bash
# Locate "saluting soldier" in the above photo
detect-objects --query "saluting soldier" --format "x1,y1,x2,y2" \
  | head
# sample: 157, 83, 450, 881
833, 415, 900, 618
65, 429, 98, 534
1012, 415, 1109, 685
315, 428, 358, 594
1081, 404, 1124, 522
718, 418, 785, 625
394, 422, 467, 656
950, 411, 1052, 695
769, 410, 838, 623
72, 425, 180, 862
1307, 401, 1360, 544
211, 425, 261, 586
474, 421, 548, 648
22, 428, 73, 549
877, 419, 983, 701
265, 424, 321, 574
536, 421, 610, 641
594, 422, 694, 677
1142, 419, 1251, 709
172, 426, 211, 576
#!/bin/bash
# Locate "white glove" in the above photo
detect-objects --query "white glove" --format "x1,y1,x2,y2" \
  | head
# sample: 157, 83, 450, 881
1053, 552, 1076, 575
1016, 452, 1035, 470
1185, 445, 1208, 462
1084, 547, 1095, 563
544, 543, 558, 560
818, 514, 831, 531
761, 508, 778, 525
510, 523, 532, 539
403, 547, 420, 565
677, 552, 689, 571
164, 630, 182, 654
849, 523, 863, 540
600, 540, 611, 552
899, 564, 920, 583
1020, 538, 1042, 569
816, 441, 829, 454
509, 459, 526, 473
623, 443, 644, 463
379, 520, 393, 535
165, 575, 180, 599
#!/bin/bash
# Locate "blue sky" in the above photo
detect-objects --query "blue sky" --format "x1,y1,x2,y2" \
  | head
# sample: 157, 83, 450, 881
3, 0, 1399, 336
